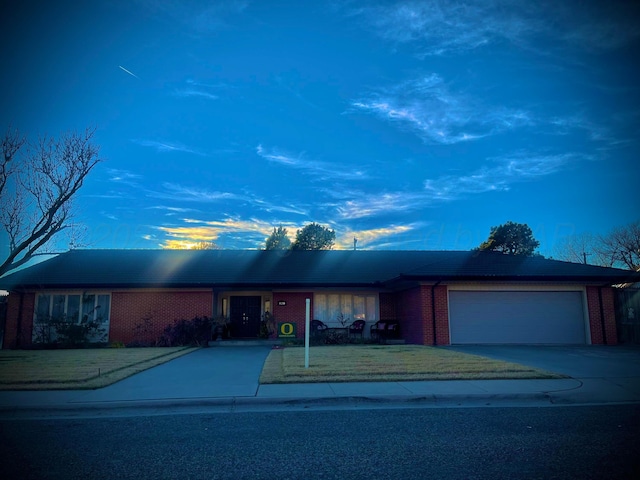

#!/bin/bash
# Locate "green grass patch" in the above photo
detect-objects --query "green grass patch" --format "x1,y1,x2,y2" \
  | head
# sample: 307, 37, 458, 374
0, 347, 198, 390
260, 345, 565, 383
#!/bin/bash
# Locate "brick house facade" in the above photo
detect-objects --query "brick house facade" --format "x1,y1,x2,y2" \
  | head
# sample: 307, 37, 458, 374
0, 249, 634, 349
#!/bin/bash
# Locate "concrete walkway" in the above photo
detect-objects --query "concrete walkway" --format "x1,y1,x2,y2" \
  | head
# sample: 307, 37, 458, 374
1, 345, 639, 415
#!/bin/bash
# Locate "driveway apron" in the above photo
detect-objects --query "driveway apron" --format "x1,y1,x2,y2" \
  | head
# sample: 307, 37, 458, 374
446, 345, 640, 403
72, 347, 272, 403
445, 345, 640, 378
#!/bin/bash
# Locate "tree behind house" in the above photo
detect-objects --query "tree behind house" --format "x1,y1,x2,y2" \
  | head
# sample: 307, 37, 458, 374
553, 220, 640, 270
477, 221, 540, 256
264, 226, 291, 250
291, 223, 335, 250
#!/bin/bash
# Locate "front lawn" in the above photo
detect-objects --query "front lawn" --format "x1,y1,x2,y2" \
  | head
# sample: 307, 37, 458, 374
0, 347, 197, 390
260, 345, 565, 383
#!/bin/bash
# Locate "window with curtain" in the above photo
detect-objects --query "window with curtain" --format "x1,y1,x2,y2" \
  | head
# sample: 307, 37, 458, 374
313, 293, 378, 326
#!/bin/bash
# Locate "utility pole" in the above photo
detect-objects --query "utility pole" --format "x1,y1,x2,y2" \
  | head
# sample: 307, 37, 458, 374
583, 251, 590, 264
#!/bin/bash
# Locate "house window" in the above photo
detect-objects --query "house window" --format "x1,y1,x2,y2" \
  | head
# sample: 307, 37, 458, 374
313, 293, 377, 326
34, 293, 111, 324
33, 292, 111, 344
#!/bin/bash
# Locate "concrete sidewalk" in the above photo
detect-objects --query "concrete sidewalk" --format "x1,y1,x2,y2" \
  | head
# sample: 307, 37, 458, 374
1, 346, 639, 415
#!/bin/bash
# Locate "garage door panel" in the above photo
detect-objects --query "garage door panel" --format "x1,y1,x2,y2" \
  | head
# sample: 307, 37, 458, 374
449, 291, 586, 344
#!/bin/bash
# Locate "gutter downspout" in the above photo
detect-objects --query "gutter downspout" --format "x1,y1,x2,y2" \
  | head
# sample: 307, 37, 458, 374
431, 280, 442, 346
598, 284, 608, 345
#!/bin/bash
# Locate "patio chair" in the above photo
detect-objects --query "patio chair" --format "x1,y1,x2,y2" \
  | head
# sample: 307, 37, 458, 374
371, 320, 399, 343
311, 319, 329, 337
370, 320, 386, 340
348, 319, 366, 339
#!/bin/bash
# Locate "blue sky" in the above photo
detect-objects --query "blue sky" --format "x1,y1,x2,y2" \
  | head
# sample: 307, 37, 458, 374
1, 0, 639, 257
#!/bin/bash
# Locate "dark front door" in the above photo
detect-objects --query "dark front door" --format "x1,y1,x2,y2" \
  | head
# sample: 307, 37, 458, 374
229, 296, 262, 338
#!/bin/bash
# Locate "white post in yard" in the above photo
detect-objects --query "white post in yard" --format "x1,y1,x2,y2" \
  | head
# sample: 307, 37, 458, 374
305, 298, 310, 368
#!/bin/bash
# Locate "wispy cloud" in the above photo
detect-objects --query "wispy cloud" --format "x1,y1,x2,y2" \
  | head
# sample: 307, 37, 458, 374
174, 89, 219, 100
348, 1, 640, 56
138, 0, 248, 35
337, 151, 583, 219
132, 139, 205, 156
337, 191, 426, 219
549, 114, 611, 142
349, 1, 543, 56
148, 183, 240, 203
146, 183, 310, 218
336, 224, 418, 249
351, 74, 532, 144
107, 168, 142, 187
424, 152, 578, 200
250, 197, 309, 217
157, 217, 278, 249
256, 144, 369, 181
147, 205, 200, 216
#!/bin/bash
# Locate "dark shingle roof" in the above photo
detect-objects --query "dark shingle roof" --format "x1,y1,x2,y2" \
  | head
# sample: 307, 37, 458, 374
0, 249, 638, 290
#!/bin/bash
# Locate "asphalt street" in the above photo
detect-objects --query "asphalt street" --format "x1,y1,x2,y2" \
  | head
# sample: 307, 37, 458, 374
1, 405, 639, 479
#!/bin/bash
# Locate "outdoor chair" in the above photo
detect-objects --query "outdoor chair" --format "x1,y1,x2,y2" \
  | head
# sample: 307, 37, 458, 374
311, 319, 329, 337
371, 320, 399, 343
348, 319, 366, 339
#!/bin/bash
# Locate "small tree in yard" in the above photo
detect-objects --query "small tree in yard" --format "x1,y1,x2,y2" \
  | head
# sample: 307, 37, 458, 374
0, 127, 101, 276
477, 221, 540, 256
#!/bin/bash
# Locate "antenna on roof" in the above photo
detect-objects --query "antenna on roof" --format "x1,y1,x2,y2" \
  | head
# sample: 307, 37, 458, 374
354, 237, 358, 251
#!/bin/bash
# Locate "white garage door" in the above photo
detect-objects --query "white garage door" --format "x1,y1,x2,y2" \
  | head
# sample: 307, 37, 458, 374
449, 291, 586, 345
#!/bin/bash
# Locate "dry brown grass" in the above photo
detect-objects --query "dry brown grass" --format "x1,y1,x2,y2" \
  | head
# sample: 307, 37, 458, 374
0, 347, 197, 390
260, 345, 564, 383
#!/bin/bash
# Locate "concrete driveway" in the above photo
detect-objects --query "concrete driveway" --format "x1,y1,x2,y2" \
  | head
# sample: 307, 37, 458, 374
446, 345, 640, 378
73, 346, 272, 403
446, 345, 640, 403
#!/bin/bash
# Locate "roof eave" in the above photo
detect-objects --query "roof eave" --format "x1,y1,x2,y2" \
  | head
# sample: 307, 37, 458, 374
393, 274, 640, 285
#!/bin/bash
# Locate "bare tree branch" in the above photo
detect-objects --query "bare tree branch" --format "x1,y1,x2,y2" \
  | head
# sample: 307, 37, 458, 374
0, 127, 101, 277
0, 126, 26, 197
599, 221, 640, 271
555, 222, 640, 271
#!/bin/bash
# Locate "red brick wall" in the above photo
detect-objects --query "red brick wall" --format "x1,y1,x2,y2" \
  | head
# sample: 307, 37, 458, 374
272, 292, 313, 339
397, 287, 425, 344
110, 290, 213, 345
586, 286, 617, 345
433, 285, 450, 345
3, 292, 35, 349
394, 285, 450, 345
379, 292, 396, 320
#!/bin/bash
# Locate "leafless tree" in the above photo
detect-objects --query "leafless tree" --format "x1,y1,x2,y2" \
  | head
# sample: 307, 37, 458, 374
0, 127, 101, 277
554, 221, 640, 271
554, 232, 611, 266
600, 220, 640, 271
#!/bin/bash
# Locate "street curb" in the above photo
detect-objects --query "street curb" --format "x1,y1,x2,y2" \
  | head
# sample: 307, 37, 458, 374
3, 389, 640, 417
0, 392, 554, 414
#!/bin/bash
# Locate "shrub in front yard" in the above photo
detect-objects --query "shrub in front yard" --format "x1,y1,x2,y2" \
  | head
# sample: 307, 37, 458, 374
159, 316, 213, 346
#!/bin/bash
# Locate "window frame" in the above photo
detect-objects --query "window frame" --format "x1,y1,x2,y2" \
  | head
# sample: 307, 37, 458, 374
34, 292, 112, 325
313, 292, 378, 327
